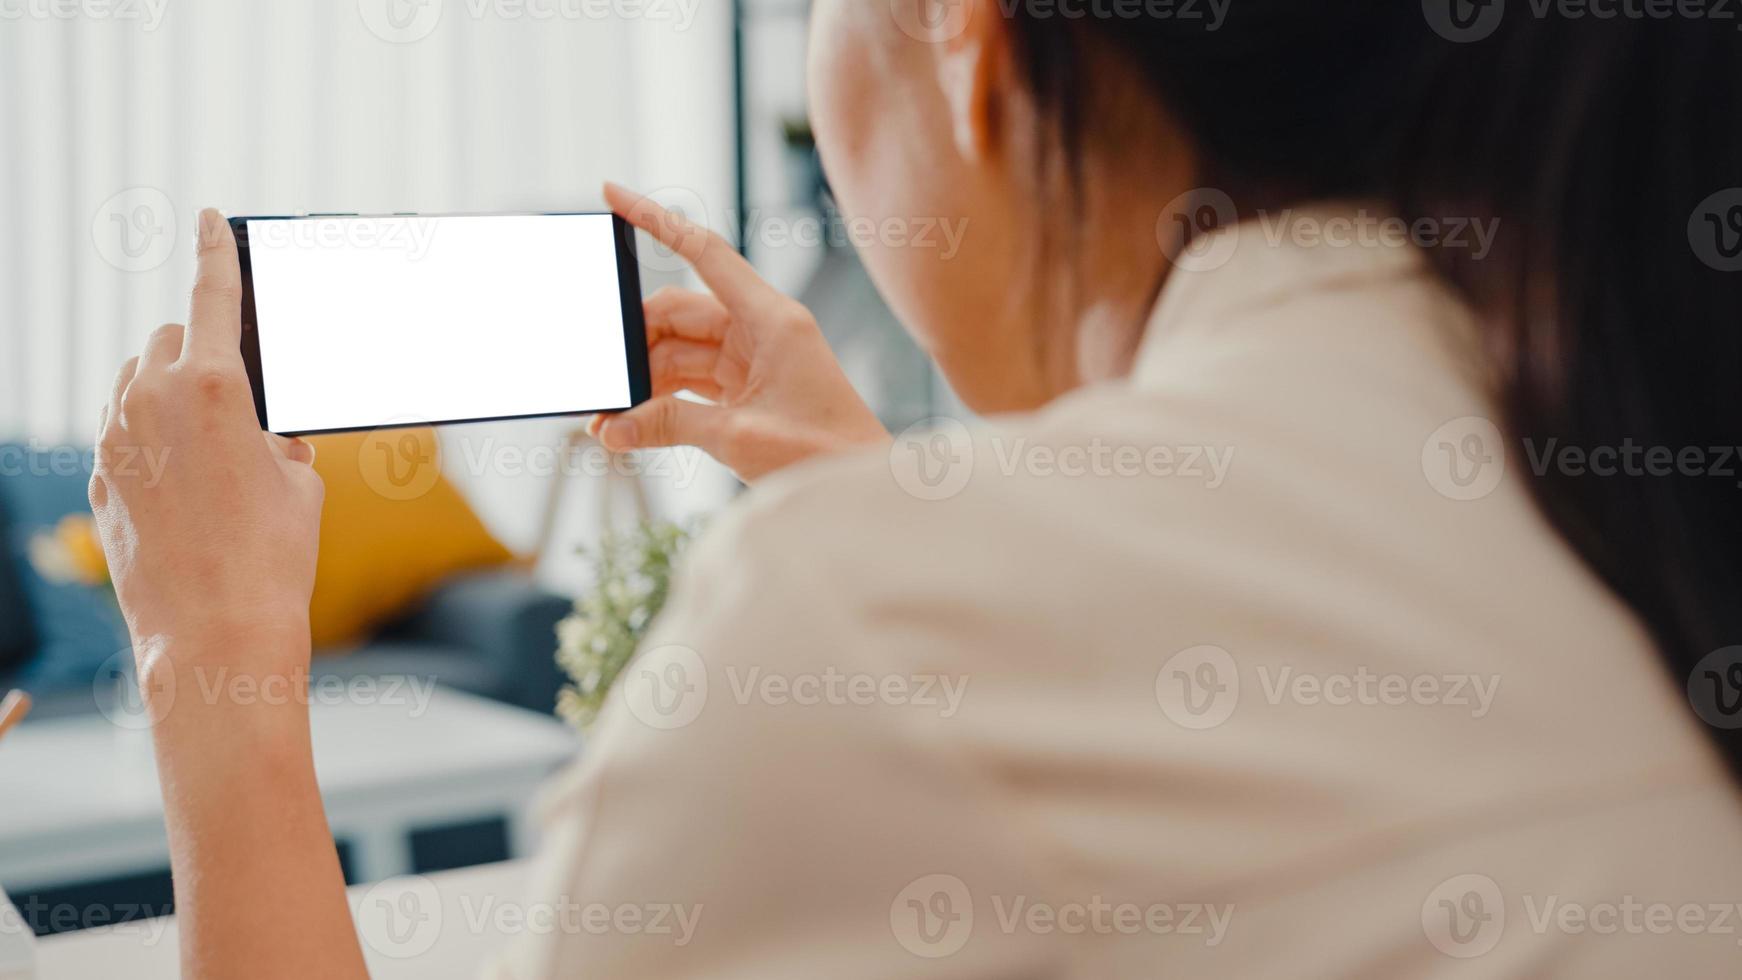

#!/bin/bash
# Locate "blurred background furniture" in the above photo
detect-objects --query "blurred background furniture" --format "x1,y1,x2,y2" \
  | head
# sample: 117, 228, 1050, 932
36, 860, 530, 980
0, 444, 577, 936
1, 690, 574, 932
0, 444, 572, 719
0, 876, 34, 980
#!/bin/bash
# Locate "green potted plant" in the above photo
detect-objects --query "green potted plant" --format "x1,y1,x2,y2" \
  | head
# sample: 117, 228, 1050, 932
555, 521, 695, 731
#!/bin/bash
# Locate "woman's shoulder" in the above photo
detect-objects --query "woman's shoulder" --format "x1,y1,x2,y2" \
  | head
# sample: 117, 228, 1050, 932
674, 353, 1719, 808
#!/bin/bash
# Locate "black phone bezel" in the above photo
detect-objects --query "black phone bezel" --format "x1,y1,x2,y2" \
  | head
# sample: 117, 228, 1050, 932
233, 211, 652, 437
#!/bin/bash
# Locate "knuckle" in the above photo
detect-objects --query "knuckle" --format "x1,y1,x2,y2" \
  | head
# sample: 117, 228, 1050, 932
719, 414, 758, 458
698, 229, 735, 263
776, 300, 815, 333
121, 379, 157, 411
653, 399, 682, 441
188, 364, 241, 400
87, 474, 111, 512
149, 322, 184, 344
191, 278, 241, 306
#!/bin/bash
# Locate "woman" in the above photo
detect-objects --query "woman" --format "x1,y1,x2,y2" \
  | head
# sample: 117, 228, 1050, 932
89, 2, 1742, 977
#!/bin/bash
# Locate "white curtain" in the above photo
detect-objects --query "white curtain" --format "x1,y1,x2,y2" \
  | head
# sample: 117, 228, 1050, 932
0, 0, 734, 441
0, 0, 739, 552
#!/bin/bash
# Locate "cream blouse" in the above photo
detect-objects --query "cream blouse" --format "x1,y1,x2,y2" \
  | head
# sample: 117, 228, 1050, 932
490, 207, 1742, 978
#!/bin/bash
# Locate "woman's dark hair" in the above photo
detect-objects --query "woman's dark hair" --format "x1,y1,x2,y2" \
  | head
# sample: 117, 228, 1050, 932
1004, 5, 1742, 778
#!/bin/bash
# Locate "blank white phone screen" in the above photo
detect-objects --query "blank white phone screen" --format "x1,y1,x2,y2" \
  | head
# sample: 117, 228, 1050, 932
247, 214, 633, 434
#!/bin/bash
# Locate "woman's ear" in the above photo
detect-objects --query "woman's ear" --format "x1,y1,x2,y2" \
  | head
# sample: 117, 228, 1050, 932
934, 0, 1006, 165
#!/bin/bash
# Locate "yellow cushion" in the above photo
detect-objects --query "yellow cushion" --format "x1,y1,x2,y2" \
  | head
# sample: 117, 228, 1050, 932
306, 428, 514, 650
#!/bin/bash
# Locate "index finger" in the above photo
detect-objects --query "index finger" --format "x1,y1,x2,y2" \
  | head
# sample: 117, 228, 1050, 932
183, 208, 244, 364
604, 182, 785, 321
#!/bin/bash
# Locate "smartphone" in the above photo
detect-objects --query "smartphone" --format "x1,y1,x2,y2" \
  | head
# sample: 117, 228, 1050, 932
232, 212, 652, 436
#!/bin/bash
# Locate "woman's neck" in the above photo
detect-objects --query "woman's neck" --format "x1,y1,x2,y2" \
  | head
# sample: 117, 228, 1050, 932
1044, 164, 1184, 397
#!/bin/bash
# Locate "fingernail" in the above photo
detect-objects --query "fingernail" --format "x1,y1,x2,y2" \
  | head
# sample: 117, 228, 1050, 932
602, 418, 637, 449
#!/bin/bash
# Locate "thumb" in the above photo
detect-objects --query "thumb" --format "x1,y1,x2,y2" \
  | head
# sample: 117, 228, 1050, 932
265, 434, 325, 504
598, 396, 725, 453
263, 432, 317, 466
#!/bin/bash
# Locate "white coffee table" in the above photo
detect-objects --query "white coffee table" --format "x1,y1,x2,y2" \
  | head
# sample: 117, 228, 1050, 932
0, 686, 578, 894
33, 860, 530, 979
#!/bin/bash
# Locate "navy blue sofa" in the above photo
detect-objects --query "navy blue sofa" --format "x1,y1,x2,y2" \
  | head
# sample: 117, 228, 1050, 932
0, 445, 571, 718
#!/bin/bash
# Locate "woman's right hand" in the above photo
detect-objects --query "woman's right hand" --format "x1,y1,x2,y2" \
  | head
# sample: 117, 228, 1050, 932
589, 182, 890, 484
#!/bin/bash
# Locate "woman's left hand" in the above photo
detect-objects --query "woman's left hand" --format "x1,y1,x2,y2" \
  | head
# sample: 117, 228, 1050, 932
89, 208, 324, 683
